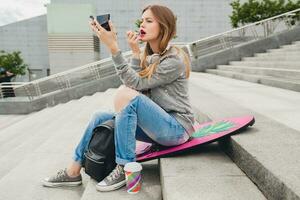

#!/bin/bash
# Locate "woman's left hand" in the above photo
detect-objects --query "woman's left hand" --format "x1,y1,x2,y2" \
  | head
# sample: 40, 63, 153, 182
90, 20, 119, 54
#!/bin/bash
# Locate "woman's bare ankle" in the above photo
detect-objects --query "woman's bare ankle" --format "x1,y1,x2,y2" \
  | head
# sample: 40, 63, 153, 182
66, 161, 82, 177
66, 169, 81, 177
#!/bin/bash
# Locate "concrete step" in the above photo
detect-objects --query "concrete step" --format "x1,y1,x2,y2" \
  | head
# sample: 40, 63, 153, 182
292, 40, 300, 45
0, 152, 90, 200
0, 88, 113, 152
80, 160, 162, 200
281, 45, 300, 50
80, 89, 162, 200
189, 72, 300, 199
206, 69, 300, 92
267, 48, 300, 53
0, 114, 30, 131
229, 61, 300, 69
283, 41, 300, 46
0, 108, 90, 199
254, 51, 300, 57
80, 87, 264, 200
159, 107, 266, 200
216, 65, 300, 80
242, 56, 300, 62
0, 103, 80, 180
160, 137, 266, 200
0, 90, 115, 199
0, 97, 85, 147
0, 102, 72, 159
281, 42, 300, 47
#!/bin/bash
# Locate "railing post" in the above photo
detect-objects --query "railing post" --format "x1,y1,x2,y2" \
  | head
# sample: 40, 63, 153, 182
226, 33, 234, 48
95, 65, 101, 80
219, 35, 229, 49
64, 75, 71, 88
250, 26, 259, 40
24, 83, 34, 101
89, 65, 101, 80
0, 84, 3, 99
33, 82, 42, 96
55, 75, 66, 90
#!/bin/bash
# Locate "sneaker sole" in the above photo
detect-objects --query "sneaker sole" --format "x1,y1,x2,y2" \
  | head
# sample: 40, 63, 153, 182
42, 180, 82, 188
96, 180, 126, 192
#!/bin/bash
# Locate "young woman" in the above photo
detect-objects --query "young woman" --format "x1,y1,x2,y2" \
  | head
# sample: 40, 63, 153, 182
43, 4, 195, 192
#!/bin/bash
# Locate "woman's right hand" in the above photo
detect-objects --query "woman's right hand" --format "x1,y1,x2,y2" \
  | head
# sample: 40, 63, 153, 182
126, 31, 140, 59
90, 20, 120, 55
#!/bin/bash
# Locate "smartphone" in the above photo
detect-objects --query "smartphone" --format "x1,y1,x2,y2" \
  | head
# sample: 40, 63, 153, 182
89, 14, 111, 31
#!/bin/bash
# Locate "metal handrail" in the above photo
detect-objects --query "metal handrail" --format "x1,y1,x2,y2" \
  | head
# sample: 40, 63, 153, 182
186, 8, 300, 58
188, 8, 300, 45
3, 51, 133, 100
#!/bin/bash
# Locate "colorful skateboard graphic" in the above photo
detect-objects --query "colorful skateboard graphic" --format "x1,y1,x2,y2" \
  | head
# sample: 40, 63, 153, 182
136, 115, 255, 162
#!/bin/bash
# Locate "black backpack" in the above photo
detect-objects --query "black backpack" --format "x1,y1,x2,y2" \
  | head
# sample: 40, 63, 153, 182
83, 119, 117, 182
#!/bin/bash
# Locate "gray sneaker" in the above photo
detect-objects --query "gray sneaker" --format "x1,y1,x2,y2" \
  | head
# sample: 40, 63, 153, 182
96, 165, 126, 192
42, 169, 82, 187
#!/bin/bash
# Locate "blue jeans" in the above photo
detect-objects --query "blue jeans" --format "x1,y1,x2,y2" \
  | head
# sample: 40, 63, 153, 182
73, 94, 189, 165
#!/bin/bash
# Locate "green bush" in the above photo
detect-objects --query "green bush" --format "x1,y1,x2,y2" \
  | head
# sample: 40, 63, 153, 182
0, 50, 28, 76
230, 0, 300, 28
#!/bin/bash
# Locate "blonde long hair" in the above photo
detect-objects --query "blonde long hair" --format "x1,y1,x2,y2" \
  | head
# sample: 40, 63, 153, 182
138, 5, 191, 79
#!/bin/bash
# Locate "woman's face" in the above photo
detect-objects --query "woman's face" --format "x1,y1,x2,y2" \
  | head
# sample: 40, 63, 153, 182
139, 9, 160, 42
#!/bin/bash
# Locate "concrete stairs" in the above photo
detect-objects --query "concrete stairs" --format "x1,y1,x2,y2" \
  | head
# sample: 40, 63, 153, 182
0, 89, 161, 200
159, 144, 266, 200
0, 87, 267, 200
1, 72, 300, 199
189, 72, 300, 200
206, 40, 300, 92
0, 114, 30, 130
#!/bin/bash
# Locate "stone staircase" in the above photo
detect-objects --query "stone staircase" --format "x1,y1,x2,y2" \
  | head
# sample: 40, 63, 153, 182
2, 37, 300, 199
206, 40, 300, 92
1, 68, 300, 199
189, 73, 300, 200
0, 89, 161, 200
0, 86, 266, 200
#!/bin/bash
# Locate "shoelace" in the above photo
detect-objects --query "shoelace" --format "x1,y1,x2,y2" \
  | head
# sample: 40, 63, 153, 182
52, 169, 66, 181
107, 165, 123, 182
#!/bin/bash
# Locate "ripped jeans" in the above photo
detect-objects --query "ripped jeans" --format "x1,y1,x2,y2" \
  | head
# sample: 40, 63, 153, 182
73, 94, 189, 165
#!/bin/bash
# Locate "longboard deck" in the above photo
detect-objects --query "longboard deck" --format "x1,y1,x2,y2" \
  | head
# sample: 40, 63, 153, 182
136, 115, 255, 162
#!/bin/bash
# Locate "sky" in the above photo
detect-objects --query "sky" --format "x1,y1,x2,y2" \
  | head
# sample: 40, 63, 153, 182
0, 0, 50, 26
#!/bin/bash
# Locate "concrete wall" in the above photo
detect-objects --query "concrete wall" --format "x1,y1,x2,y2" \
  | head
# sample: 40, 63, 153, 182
47, 34, 100, 74
51, 0, 235, 59
0, 74, 122, 114
0, 15, 49, 81
191, 26, 300, 72
47, 4, 100, 74
0, 0, 244, 80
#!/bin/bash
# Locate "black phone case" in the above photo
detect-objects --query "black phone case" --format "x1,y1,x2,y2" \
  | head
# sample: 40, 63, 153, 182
96, 14, 111, 31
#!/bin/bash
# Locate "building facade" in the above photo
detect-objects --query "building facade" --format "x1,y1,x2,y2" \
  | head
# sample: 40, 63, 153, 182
0, 15, 49, 81
0, 0, 234, 81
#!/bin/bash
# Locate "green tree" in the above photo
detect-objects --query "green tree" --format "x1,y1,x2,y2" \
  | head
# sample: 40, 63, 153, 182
0, 50, 28, 76
285, 0, 300, 25
230, 0, 300, 28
